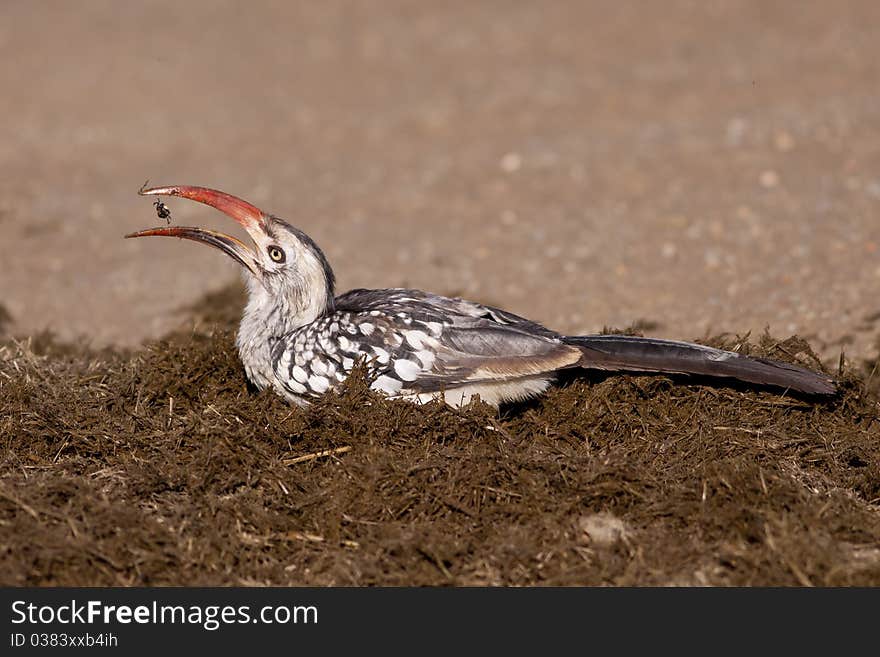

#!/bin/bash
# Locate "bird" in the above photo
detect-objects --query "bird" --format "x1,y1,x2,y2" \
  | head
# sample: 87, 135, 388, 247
126, 184, 836, 408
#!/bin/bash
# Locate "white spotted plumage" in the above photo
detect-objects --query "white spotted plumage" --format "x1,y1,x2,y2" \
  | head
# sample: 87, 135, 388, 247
263, 290, 571, 406
371, 346, 390, 364
292, 365, 308, 383
393, 358, 421, 381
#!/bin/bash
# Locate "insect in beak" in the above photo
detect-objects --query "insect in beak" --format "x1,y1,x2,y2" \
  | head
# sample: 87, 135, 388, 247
153, 198, 171, 223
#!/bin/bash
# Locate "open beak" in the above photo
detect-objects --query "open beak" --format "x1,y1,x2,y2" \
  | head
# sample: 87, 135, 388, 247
125, 184, 268, 277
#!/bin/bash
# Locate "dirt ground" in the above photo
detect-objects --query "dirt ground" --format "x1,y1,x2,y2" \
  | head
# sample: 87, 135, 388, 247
1, 287, 879, 586
1, 2, 880, 586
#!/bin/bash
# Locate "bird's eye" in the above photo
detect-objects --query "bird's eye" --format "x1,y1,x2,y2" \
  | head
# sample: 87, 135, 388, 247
267, 245, 286, 263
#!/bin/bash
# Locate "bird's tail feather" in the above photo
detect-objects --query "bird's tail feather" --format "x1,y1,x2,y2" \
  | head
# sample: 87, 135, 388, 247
563, 335, 836, 395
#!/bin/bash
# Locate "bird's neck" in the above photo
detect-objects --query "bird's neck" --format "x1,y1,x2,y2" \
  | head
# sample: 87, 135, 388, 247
236, 272, 334, 390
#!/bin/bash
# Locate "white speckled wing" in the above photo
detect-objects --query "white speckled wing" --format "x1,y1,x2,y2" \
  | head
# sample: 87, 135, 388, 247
268, 289, 582, 404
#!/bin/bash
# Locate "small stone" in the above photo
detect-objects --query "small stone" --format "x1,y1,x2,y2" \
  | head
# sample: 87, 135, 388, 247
500, 152, 522, 173
577, 513, 629, 548
759, 170, 780, 188
661, 242, 677, 259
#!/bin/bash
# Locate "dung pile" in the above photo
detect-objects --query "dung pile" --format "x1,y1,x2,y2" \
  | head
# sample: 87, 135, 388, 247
1, 288, 878, 586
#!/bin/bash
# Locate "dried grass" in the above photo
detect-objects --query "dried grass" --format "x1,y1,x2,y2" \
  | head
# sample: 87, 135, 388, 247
1, 287, 878, 586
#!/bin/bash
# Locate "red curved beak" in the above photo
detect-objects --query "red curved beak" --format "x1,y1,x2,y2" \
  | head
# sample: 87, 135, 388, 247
135, 183, 267, 233
126, 183, 269, 277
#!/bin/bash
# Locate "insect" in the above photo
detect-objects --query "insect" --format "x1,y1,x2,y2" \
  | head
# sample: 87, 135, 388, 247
140, 180, 172, 224
153, 199, 172, 223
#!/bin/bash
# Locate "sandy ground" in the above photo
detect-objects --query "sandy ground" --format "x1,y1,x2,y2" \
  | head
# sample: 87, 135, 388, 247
1, 1, 879, 360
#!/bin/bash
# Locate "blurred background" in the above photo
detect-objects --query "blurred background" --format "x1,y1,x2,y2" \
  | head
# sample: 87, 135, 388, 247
1, 1, 878, 361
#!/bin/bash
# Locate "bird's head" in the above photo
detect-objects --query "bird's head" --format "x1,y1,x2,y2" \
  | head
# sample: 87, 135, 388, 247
126, 184, 335, 321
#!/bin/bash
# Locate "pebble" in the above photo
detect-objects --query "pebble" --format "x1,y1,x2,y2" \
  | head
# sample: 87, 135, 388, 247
577, 513, 629, 548
759, 170, 780, 188
500, 152, 522, 173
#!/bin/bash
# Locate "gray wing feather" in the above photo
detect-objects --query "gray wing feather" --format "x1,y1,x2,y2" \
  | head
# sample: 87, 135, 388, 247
416, 321, 580, 391
336, 288, 559, 336
331, 289, 580, 393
